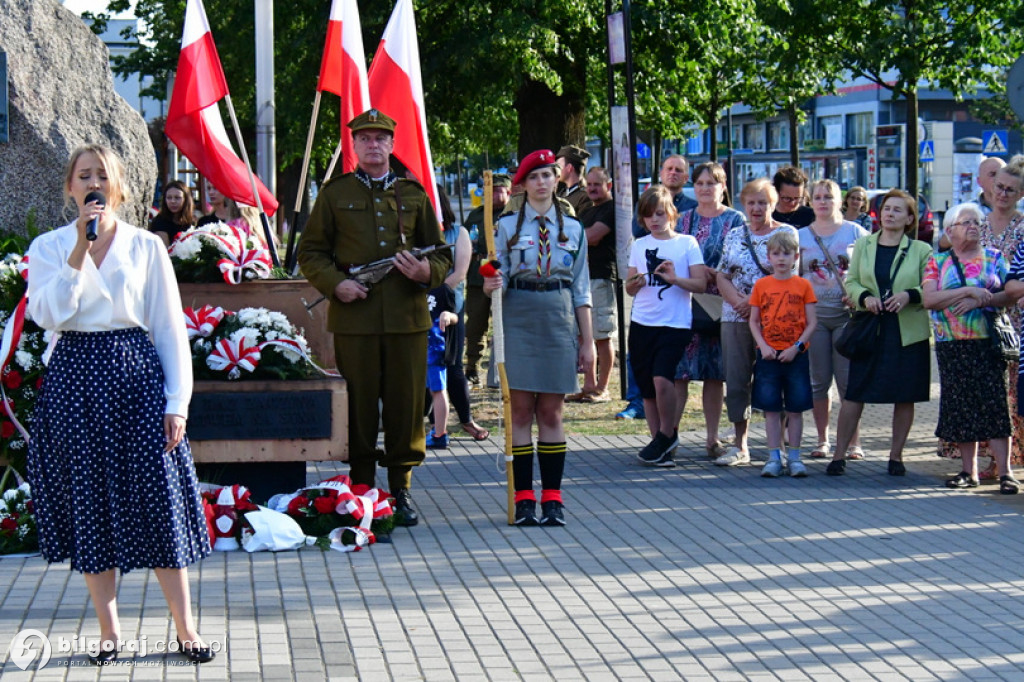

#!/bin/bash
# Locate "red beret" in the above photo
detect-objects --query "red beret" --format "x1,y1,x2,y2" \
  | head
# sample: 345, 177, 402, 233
512, 149, 558, 186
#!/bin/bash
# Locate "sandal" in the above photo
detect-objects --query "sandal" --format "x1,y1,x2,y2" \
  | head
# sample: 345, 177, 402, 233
705, 441, 728, 459
461, 422, 490, 441
847, 446, 865, 460
945, 471, 979, 489
999, 475, 1021, 495
810, 442, 831, 459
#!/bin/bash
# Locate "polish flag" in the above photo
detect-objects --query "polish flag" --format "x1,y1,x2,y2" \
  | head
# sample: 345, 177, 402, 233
166, 0, 278, 215
367, 0, 441, 224
317, 0, 370, 175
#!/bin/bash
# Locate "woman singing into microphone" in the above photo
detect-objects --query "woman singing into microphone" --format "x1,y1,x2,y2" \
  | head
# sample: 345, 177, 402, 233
26, 145, 214, 665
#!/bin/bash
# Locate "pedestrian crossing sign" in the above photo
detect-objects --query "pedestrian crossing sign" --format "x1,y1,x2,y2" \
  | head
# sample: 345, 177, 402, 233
919, 141, 935, 162
982, 130, 1009, 155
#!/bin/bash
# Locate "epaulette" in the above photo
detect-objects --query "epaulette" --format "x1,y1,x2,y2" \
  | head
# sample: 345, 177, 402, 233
320, 171, 354, 190
398, 176, 425, 190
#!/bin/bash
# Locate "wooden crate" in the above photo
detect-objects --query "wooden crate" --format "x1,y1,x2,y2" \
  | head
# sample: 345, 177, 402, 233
187, 377, 348, 463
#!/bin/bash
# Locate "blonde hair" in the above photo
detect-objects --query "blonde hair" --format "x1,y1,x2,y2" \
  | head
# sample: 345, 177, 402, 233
809, 179, 843, 222
766, 229, 798, 254
739, 178, 778, 205
63, 144, 129, 212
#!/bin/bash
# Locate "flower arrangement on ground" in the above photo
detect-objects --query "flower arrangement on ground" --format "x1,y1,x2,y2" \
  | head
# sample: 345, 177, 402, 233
0, 253, 49, 474
271, 475, 396, 547
169, 222, 282, 284
185, 305, 319, 380
0, 480, 37, 555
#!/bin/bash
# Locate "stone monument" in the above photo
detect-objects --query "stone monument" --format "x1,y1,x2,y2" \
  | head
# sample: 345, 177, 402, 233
0, 0, 157, 233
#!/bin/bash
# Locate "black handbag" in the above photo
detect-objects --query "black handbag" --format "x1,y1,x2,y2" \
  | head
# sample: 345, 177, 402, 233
835, 311, 881, 360
950, 252, 1020, 362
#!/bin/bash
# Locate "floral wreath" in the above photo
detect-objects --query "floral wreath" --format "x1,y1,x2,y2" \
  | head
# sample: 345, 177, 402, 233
169, 222, 273, 284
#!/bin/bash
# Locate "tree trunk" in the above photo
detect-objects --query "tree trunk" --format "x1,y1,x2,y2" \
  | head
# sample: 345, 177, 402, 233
905, 88, 919, 202
788, 102, 800, 166
515, 78, 587, 159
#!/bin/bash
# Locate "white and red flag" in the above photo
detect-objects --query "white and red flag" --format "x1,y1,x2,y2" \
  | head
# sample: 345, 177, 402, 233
367, 0, 441, 223
166, 0, 278, 215
317, 0, 370, 175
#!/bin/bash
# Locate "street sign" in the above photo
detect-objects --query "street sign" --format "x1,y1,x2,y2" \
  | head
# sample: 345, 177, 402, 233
919, 140, 935, 163
1008, 55, 1024, 122
982, 130, 1009, 155
733, 148, 753, 155
636, 142, 651, 159
867, 147, 877, 190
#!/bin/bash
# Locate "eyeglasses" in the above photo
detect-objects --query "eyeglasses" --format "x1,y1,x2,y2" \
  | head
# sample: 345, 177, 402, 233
777, 195, 802, 204
994, 183, 1021, 196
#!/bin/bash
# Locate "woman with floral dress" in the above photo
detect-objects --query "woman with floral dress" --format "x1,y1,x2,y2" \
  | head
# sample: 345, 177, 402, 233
675, 162, 746, 458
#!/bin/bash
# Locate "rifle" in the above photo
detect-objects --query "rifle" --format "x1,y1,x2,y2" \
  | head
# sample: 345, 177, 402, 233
348, 243, 454, 287
302, 243, 454, 314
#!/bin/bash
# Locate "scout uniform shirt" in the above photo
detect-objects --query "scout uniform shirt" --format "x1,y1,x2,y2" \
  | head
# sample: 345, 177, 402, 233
297, 169, 451, 334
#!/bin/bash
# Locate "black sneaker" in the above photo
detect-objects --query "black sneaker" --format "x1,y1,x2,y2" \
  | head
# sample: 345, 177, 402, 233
466, 368, 480, 386
539, 500, 566, 526
637, 431, 678, 467
514, 500, 539, 526
826, 459, 846, 476
393, 489, 419, 526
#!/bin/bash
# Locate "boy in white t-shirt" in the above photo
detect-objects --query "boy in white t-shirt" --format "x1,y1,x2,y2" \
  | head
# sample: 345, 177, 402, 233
625, 186, 707, 467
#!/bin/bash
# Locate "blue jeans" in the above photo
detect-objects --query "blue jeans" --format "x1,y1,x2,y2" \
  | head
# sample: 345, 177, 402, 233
625, 353, 643, 409
751, 351, 813, 414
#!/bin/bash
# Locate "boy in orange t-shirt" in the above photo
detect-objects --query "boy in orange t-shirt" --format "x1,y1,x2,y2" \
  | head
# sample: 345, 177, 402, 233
749, 230, 818, 478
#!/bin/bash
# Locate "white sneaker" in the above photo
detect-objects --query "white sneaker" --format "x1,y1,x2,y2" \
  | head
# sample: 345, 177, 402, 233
714, 447, 750, 467
761, 459, 784, 477
788, 458, 808, 478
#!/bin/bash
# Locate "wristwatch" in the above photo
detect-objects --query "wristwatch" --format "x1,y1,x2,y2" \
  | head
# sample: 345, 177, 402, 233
795, 341, 808, 353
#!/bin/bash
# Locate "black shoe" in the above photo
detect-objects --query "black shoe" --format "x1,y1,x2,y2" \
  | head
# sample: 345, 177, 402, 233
176, 638, 216, 664
826, 459, 846, 476
637, 431, 678, 467
540, 500, 566, 526
393, 489, 419, 526
945, 471, 979, 489
466, 369, 480, 386
888, 459, 906, 476
88, 644, 118, 666
514, 499, 539, 526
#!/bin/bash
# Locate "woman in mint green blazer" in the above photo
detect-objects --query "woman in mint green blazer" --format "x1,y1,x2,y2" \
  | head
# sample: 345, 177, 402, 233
827, 189, 933, 477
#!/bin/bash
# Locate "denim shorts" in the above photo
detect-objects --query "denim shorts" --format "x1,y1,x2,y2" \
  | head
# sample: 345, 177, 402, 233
751, 350, 813, 414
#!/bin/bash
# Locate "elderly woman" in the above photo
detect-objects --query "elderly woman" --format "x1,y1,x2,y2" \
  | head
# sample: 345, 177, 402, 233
923, 203, 1022, 494
675, 162, 746, 458
827, 190, 932, 476
714, 178, 798, 465
842, 186, 872, 231
938, 157, 1024, 474
799, 179, 869, 461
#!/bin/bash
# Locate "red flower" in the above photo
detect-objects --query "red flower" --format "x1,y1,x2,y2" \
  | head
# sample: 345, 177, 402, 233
35, 377, 43, 389
25, 500, 33, 514
286, 495, 310, 515
312, 496, 336, 515
3, 370, 21, 390
0, 517, 16, 532
0, 421, 14, 439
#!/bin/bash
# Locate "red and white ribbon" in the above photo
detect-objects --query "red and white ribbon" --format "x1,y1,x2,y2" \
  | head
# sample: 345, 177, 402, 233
183, 305, 227, 339
206, 337, 261, 378
217, 248, 273, 285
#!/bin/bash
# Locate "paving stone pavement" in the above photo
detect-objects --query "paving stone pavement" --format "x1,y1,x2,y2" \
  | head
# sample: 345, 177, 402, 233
2, 393, 1024, 680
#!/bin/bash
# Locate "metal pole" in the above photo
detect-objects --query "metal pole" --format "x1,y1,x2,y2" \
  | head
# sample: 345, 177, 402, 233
254, 0, 276, 218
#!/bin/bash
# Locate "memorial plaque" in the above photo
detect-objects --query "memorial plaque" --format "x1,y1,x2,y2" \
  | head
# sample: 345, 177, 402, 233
189, 390, 333, 440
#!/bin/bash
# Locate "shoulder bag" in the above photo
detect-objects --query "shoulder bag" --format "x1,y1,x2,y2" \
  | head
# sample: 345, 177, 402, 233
834, 242, 909, 360
686, 210, 723, 336
950, 251, 1020, 362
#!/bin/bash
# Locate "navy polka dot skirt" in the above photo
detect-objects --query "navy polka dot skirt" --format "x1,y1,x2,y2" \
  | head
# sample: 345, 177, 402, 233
28, 328, 211, 574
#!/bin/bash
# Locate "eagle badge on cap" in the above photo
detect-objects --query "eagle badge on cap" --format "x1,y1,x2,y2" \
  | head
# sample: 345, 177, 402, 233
368, 109, 379, 122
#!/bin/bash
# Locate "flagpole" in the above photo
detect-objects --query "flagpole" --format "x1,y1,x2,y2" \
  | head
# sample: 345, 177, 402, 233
284, 91, 323, 271
323, 139, 344, 183
224, 93, 282, 268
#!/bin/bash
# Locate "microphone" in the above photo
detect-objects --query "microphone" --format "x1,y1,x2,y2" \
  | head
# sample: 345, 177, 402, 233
84, 190, 106, 242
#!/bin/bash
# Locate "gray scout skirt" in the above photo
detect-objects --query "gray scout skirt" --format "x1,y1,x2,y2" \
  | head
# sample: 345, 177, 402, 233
502, 285, 579, 394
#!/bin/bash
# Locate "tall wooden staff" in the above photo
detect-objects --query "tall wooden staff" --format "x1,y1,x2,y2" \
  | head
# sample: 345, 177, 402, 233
479, 171, 515, 524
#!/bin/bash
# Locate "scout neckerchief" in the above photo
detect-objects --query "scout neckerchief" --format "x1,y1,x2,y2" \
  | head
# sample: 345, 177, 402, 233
536, 215, 551, 276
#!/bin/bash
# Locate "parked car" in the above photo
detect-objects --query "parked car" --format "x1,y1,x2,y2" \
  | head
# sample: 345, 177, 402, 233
866, 191, 935, 246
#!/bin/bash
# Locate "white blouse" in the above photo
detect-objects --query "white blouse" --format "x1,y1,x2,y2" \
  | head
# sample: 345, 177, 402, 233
27, 221, 192, 417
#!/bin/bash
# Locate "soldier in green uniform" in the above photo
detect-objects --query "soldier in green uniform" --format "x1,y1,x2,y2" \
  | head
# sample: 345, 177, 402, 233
463, 173, 512, 385
297, 109, 451, 527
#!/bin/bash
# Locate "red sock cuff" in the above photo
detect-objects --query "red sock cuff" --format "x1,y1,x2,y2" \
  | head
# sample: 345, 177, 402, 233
540, 489, 563, 503
514, 490, 537, 503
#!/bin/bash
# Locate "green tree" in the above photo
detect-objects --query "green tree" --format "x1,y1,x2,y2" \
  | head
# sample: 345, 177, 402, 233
832, 0, 1024, 196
